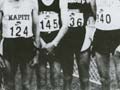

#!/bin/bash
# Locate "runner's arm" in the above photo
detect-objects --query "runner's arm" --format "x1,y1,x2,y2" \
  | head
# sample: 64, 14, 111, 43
50, 0, 69, 47
90, 0, 96, 19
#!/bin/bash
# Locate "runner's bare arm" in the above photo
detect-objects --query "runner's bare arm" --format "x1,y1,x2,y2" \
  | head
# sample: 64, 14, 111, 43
49, 0, 69, 47
90, 0, 96, 19
32, 1, 41, 49
31, 1, 40, 67
0, 0, 4, 45
0, 1, 6, 68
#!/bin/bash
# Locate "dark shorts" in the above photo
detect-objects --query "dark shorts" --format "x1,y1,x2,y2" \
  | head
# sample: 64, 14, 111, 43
3, 37, 34, 64
56, 27, 86, 59
54, 27, 86, 75
39, 30, 60, 63
93, 29, 120, 55
40, 30, 59, 43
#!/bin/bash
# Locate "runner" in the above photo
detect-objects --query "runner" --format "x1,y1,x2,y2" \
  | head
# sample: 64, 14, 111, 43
91, 0, 120, 90
0, 0, 39, 90
55, 0, 93, 90
35, 0, 68, 90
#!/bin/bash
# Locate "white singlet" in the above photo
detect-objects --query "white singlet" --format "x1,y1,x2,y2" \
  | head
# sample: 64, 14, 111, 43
0, 0, 36, 38
96, 0, 120, 30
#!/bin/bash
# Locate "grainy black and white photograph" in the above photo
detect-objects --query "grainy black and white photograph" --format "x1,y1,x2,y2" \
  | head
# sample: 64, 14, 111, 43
0, 0, 119, 90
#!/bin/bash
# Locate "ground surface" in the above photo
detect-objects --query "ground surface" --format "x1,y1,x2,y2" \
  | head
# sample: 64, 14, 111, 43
15, 68, 101, 90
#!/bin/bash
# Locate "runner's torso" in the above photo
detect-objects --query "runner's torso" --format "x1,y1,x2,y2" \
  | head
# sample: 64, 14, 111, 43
38, 0, 61, 33
1, 0, 34, 38
96, 0, 120, 30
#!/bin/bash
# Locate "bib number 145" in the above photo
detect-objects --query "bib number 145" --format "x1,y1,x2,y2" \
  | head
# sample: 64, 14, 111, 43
40, 19, 59, 30
39, 13, 60, 32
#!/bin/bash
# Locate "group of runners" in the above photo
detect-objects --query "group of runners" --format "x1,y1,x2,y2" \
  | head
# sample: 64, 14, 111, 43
0, 0, 120, 90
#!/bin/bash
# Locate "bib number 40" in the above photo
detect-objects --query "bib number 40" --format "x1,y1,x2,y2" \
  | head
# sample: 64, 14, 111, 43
97, 14, 111, 24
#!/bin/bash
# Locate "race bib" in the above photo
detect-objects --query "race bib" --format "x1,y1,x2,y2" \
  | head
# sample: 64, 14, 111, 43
96, 9, 111, 25
68, 10, 84, 27
6, 20, 32, 38
96, 7, 120, 30
39, 12, 60, 32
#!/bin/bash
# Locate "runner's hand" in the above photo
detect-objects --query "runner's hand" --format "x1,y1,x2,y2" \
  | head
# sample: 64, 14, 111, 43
30, 54, 39, 68
45, 42, 56, 53
0, 56, 6, 69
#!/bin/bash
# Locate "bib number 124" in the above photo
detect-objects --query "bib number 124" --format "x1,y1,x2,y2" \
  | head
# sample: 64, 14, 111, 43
10, 26, 28, 37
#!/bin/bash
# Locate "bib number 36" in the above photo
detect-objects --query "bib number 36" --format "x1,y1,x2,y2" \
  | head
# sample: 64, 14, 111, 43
69, 12, 84, 27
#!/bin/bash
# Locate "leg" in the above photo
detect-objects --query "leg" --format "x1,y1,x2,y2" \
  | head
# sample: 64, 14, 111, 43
20, 62, 33, 90
62, 55, 74, 90
4, 60, 18, 90
113, 50, 120, 89
95, 52, 110, 90
0, 66, 5, 90
49, 58, 61, 90
36, 55, 47, 90
76, 50, 90, 90
0, 69, 3, 89
36, 64, 47, 90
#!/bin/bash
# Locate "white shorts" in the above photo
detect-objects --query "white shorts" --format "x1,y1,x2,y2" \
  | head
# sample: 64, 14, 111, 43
115, 45, 120, 54
81, 26, 96, 52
